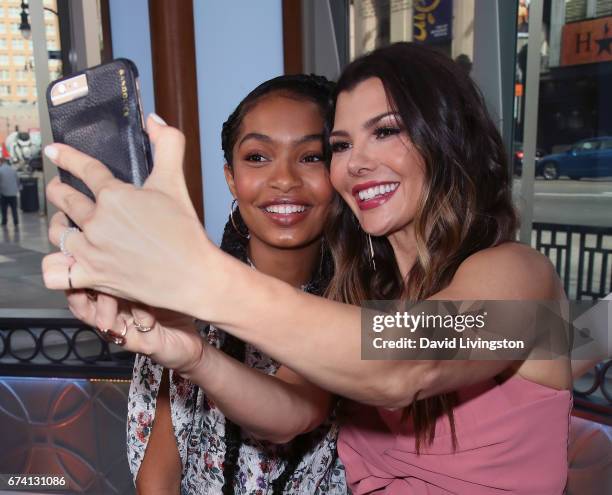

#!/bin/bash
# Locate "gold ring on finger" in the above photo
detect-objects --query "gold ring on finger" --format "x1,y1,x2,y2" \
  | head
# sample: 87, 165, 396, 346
98, 324, 127, 346
133, 317, 154, 333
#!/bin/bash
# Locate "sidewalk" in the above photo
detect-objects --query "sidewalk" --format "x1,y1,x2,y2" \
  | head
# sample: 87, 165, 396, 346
0, 210, 67, 310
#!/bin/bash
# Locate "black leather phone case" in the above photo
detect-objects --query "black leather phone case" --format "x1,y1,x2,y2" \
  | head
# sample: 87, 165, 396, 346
46, 58, 152, 202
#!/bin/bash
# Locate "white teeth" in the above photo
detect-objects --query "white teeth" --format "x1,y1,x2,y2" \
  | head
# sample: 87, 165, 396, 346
357, 183, 399, 201
264, 204, 307, 214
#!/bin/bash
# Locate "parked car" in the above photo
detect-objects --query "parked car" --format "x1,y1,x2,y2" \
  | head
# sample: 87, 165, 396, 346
538, 137, 612, 180
512, 142, 544, 177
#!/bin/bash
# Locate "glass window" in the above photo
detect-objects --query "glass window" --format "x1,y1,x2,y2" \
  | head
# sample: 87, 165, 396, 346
0, 70, 9, 80
0, 0, 113, 319
577, 140, 601, 151
565, 0, 587, 22
514, 0, 612, 303
12, 39, 24, 50
350, 0, 472, 66
0, 38, 7, 49
596, 0, 612, 17
8, 7, 20, 18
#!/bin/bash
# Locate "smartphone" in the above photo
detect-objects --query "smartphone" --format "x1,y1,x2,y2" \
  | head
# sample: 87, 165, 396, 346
46, 58, 153, 205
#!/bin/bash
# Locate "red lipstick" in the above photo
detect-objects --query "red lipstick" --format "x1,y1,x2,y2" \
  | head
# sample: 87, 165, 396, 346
352, 181, 399, 210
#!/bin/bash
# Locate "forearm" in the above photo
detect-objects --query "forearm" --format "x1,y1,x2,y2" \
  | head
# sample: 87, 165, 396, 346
181, 250, 526, 408
182, 341, 330, 443
179, 251, 430, 407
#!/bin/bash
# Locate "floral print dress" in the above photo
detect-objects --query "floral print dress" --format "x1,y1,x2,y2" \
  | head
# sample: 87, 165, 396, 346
127, 321, 346, 494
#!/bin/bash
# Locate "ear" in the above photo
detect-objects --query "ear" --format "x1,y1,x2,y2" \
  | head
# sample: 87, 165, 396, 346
224, 164, 238, 198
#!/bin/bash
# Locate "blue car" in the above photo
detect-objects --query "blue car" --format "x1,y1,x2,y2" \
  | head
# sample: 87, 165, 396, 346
538, 137, 612, 180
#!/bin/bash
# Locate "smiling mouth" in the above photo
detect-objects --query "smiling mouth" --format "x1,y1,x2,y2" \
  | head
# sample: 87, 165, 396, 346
259, 203, 312, 226
353, 182, 399, 210
356, 183, 399, 201
262, 204, 309, 214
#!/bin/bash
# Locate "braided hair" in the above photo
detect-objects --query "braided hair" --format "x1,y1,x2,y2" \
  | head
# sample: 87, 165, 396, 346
219, 74, 335, 495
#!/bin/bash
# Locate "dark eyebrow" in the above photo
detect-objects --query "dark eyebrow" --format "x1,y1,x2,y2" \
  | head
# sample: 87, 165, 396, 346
363, 111, 401, 129
330, 111, 401, 138
329, 129, 349, 138
238, 133, 323, 147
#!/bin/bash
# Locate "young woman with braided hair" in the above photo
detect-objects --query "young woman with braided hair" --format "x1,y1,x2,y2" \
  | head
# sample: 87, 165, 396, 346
52, 75, 346, 494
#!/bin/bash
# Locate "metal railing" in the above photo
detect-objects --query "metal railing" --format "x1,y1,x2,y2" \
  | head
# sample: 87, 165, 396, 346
533, 223, 612, 300
0, 314, 134, 379
573, 359, 612, 425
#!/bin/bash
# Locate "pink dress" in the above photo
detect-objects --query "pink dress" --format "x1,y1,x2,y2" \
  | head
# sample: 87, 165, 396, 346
338, 375, 571, 494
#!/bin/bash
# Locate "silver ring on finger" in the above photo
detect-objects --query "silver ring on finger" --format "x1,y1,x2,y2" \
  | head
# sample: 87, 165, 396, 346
60, 227, 80, 258
133, 317, 154, 333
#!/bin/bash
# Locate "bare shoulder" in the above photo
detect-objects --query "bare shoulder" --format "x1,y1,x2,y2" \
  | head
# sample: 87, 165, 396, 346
438, 242, 563, 300
439, 243, 572, 390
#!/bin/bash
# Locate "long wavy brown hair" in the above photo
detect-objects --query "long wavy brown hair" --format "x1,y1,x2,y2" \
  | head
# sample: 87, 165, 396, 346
324, 43, 519, 451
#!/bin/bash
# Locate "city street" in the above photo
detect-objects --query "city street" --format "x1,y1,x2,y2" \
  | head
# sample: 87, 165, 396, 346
513, 178, 612, 227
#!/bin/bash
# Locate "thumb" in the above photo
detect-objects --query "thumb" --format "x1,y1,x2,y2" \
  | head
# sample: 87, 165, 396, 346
144, 114, 193, 209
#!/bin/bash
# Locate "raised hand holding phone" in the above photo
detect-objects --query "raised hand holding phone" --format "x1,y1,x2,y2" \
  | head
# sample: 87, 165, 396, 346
43, 115, 212, 314
44, 61, 231, 367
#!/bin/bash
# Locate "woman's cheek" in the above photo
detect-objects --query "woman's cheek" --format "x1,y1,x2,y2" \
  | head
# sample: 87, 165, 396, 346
329, 160, 345, 193
312, 175, 336, 205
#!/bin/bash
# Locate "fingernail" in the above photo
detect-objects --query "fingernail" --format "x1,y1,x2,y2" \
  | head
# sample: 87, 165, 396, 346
44, 145, 58, 161
150, 113, 167, 126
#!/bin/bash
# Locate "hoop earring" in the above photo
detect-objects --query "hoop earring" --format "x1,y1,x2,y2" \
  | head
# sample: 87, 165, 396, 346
230, 199, 249, 239
367, 234, 376, 271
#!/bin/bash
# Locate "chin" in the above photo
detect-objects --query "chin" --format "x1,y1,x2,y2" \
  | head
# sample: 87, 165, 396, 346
358, 216, 397, 238
267, 234, 313, 249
